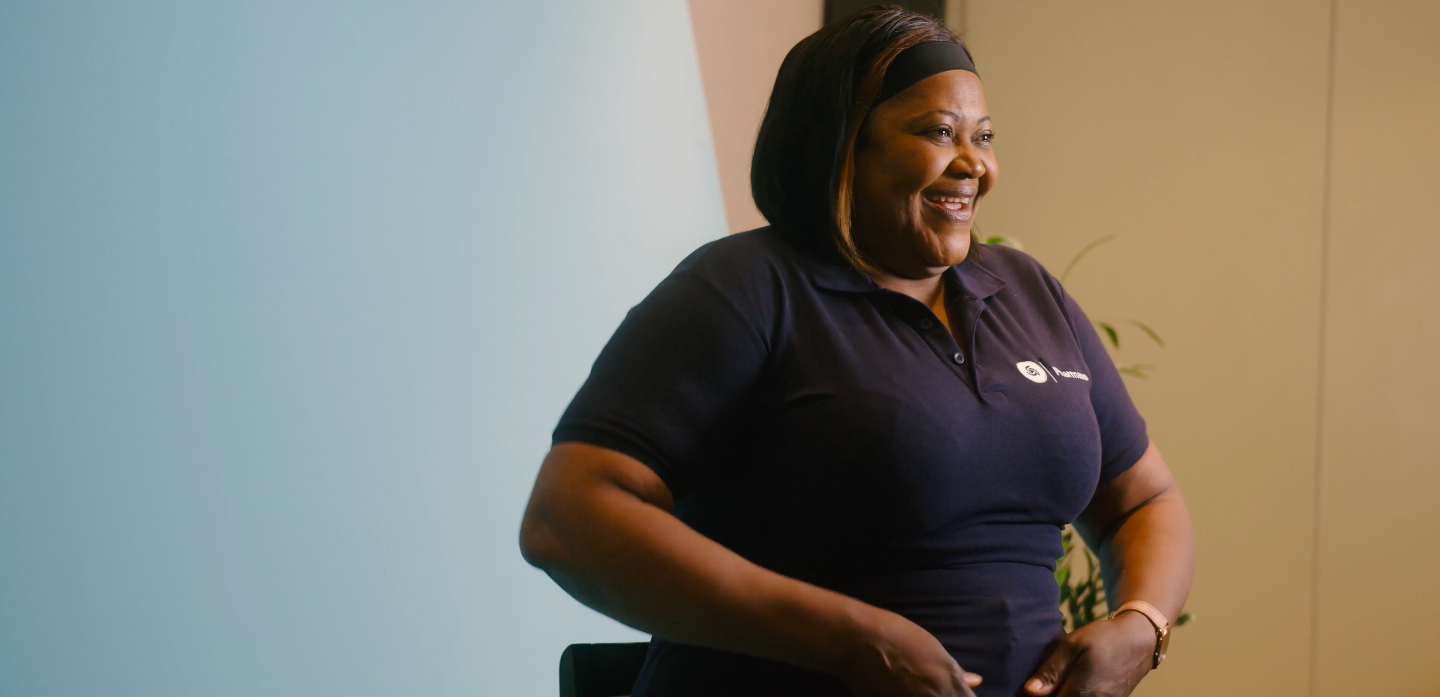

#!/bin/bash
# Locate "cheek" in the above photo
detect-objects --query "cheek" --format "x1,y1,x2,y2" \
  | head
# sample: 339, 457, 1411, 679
856, 167, 919, 223
901, 153, 952, 192
866, 145, 942, 195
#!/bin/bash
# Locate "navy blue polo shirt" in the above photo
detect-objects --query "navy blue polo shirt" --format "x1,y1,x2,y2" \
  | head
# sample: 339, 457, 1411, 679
553, 226, 1149, 697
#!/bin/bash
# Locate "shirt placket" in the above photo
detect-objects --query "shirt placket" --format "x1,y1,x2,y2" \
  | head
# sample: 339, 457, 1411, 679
951, 284, 993, 401
882, 288, 983, 398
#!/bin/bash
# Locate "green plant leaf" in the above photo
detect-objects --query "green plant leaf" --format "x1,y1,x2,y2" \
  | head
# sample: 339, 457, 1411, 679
1128, 320, 1166, 347
1054, 526, 1115, 631
1059, 234, 1117, 283
1117, 364, 1154, 379
1097, 321, 1120, 349
983, 235, 1025, 251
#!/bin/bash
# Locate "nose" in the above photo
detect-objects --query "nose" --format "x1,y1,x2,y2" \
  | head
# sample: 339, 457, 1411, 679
946, 147, 987, 181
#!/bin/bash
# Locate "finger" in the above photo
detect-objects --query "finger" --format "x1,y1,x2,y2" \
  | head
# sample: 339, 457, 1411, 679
1052, 655, 1100, 697
949, 666, 981, 697
1025, 640, 1080, 696
956, 674, 978, 697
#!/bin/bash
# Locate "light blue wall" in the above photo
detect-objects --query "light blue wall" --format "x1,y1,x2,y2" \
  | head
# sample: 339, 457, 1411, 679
0, 2, 726, 694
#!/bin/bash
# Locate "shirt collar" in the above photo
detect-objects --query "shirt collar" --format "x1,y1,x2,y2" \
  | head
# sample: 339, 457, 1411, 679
952, 253, 1006, 300
804, 248, 1006, 300
804, 253, 879, 293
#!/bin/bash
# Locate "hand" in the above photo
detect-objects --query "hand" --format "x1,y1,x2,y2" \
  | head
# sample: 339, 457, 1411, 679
1024, 611, 1156, 697
837, 607, 983, 697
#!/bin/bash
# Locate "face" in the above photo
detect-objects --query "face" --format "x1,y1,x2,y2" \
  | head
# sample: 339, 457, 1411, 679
851, 69, 997, 278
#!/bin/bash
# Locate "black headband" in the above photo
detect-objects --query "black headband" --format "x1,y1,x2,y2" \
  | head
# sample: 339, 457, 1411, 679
874, 41, 978, 105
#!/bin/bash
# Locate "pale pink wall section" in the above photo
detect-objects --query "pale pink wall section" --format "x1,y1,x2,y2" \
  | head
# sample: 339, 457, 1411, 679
688, 0, 822, 233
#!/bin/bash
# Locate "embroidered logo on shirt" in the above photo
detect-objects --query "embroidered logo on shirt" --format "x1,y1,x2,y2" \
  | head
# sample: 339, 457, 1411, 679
1016, 361, 1049, 383
1016, 361, 1090, 384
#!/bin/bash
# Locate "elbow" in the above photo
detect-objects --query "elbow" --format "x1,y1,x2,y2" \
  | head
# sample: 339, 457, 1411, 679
518, 503, 565, 571
520, 444, 657, 576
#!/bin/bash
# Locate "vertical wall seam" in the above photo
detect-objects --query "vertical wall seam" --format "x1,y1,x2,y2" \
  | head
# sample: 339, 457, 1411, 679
1309, 0, 1340, 695
946, 0, 969, 41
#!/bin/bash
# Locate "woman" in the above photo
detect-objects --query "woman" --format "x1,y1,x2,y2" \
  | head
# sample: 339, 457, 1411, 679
519, 7, 1193, 697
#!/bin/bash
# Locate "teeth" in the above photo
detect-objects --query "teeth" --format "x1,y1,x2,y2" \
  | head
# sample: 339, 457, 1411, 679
928, 196, 971, 204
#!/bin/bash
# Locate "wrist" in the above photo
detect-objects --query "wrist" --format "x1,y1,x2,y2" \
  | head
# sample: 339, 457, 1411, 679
1111, 610, 1157, 649
1108, 601, 1170, 668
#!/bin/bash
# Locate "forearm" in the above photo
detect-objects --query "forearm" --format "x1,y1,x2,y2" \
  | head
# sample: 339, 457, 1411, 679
520, 445, 874, 677
1093, 490, 1194, 622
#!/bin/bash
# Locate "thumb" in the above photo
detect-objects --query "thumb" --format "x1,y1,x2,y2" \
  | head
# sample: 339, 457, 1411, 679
1024, 640, 1080, 696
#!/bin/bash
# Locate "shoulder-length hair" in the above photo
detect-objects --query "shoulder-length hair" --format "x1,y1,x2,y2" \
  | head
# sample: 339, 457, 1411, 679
750, 6, 970, 273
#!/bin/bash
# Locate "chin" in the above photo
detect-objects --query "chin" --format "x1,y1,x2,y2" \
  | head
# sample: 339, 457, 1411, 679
927, 229, 972, 266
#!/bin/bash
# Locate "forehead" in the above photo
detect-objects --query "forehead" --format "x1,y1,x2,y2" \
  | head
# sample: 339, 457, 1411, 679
872, 70, 987, 122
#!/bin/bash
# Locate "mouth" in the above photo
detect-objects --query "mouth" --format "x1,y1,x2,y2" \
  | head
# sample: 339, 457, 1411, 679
921, 188, 976, 224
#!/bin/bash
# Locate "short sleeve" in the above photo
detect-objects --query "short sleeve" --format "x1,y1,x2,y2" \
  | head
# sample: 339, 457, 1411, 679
552, 269, 770, 497
1061, 288, 1150, 483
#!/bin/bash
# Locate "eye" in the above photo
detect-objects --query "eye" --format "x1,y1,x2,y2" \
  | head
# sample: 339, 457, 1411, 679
926, 125, 955, 140
976, 130, 996, 144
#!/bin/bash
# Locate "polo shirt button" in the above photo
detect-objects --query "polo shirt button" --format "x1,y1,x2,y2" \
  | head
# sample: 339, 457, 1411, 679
919, 319, 934, 330
952, 352, 965, 364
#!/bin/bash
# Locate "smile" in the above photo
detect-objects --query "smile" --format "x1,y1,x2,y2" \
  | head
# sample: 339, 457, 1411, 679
922, 191, 975, 223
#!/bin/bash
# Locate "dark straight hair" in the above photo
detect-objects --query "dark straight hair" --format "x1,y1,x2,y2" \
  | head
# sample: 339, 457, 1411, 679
750, 6, 968, 273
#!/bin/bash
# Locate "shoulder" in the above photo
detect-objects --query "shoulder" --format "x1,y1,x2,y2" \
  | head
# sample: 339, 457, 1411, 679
967, 241, 1059, 288
966, 242, 1084, 335
968, 242, 1066, 302
672, 226, 802, 284
658, 226, 806, 346
667, 226, 809, 308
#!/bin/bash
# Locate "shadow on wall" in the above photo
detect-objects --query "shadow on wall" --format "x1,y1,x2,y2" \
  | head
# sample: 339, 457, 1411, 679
825, 0, 944, 24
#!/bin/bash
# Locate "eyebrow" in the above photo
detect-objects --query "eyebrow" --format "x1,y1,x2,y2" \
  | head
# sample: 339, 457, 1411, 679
910, 110, 991, 125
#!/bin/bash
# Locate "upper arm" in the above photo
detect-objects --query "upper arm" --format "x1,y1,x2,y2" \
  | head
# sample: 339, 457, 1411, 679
519, 442, 675, 568
1074, 440, 1178, 550
1048, 276, 1166, 546
552, 267, 772, 497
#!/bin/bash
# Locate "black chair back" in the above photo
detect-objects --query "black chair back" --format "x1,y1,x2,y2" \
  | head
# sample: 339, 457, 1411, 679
559, 642, 649, 697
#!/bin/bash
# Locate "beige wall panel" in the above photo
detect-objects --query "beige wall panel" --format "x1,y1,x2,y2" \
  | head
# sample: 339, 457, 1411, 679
688, 0, 822, 232
1315, 1, 1440, 694
964, 3, 1332, 695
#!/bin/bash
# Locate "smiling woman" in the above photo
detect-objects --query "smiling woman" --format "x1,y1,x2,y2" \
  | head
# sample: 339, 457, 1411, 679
520, 7, 1194, 697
